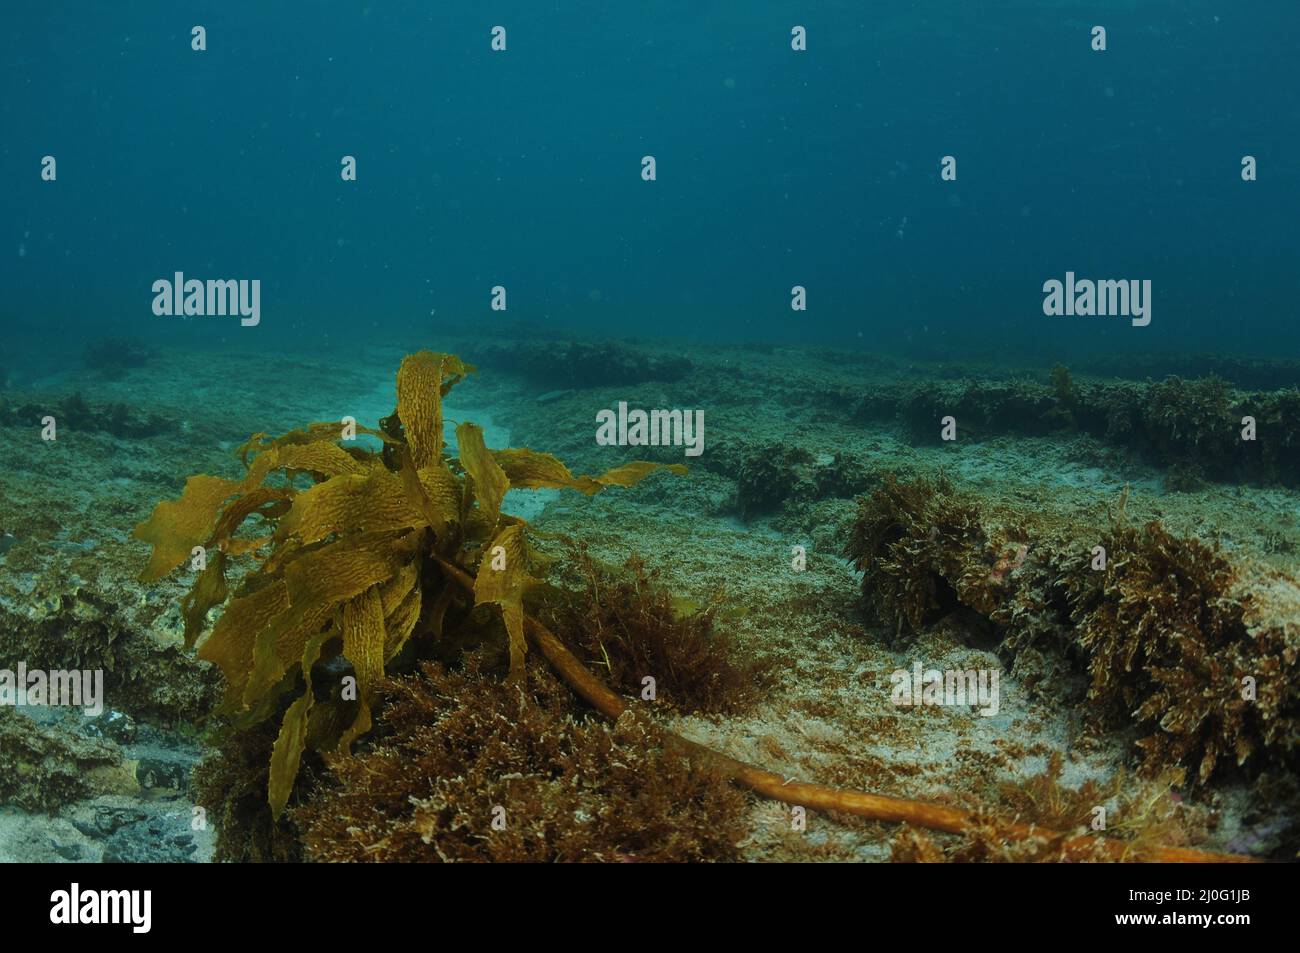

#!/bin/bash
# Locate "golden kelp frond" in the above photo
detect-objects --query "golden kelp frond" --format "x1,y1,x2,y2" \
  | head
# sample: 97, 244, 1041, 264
473, 524, 538, 680
260, 536, 310, 578
417, 464, 465, 533
236, 420, 397, 466
276, 529, 417, 627
383, 587, 423, 661
374, 535, 423, 660
375, 560, 423, 661
439, 356, 473, 395
201, 534, 407, 716
388, 451, 464, 543
268, 629, 330, 820
134, 474, 247, 582
242, 531, 417, 706
181, 550, 228, 650
457, 422, 509, 525
275, 470, 422, 544
199, 579, 292, 706
260, 440, 370, 479
396, 350, 474, 469
492, 447, 597, 492
392, 351, 439, 465
226, 535, 273, 556
135, 440, 366, 582
592, 459, 689, 487
209, 486, 294, 551
493, 447, 685, 495
141, 348, 684, 816
338, 586, 386, 752
378, 558, 421, 616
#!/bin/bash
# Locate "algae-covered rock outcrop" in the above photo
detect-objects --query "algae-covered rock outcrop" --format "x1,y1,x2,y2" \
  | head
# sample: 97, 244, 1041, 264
847, 474, 1300, 785
1076, 351, 1300, 393
850, 372, 1300, 487
0, 577, 220, 725
727, 442, 877, 519
0, 709, 137, 813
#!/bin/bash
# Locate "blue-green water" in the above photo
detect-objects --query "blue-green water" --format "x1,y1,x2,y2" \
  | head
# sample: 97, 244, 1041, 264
2, 2, 1297, 366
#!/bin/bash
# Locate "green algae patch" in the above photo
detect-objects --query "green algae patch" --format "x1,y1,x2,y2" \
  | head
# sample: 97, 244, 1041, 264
135, 350, 684, 818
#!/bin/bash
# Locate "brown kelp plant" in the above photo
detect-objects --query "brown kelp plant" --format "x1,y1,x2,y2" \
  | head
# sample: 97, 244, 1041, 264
136, 350, 1257, 861
133, 350, 684, 816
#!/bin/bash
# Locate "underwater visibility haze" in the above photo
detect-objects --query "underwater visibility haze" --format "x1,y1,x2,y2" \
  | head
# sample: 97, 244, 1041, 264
0, 0, 1297, 882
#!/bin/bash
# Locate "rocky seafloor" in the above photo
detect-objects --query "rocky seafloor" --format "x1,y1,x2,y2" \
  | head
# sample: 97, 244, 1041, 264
0, 333, 1296, 862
